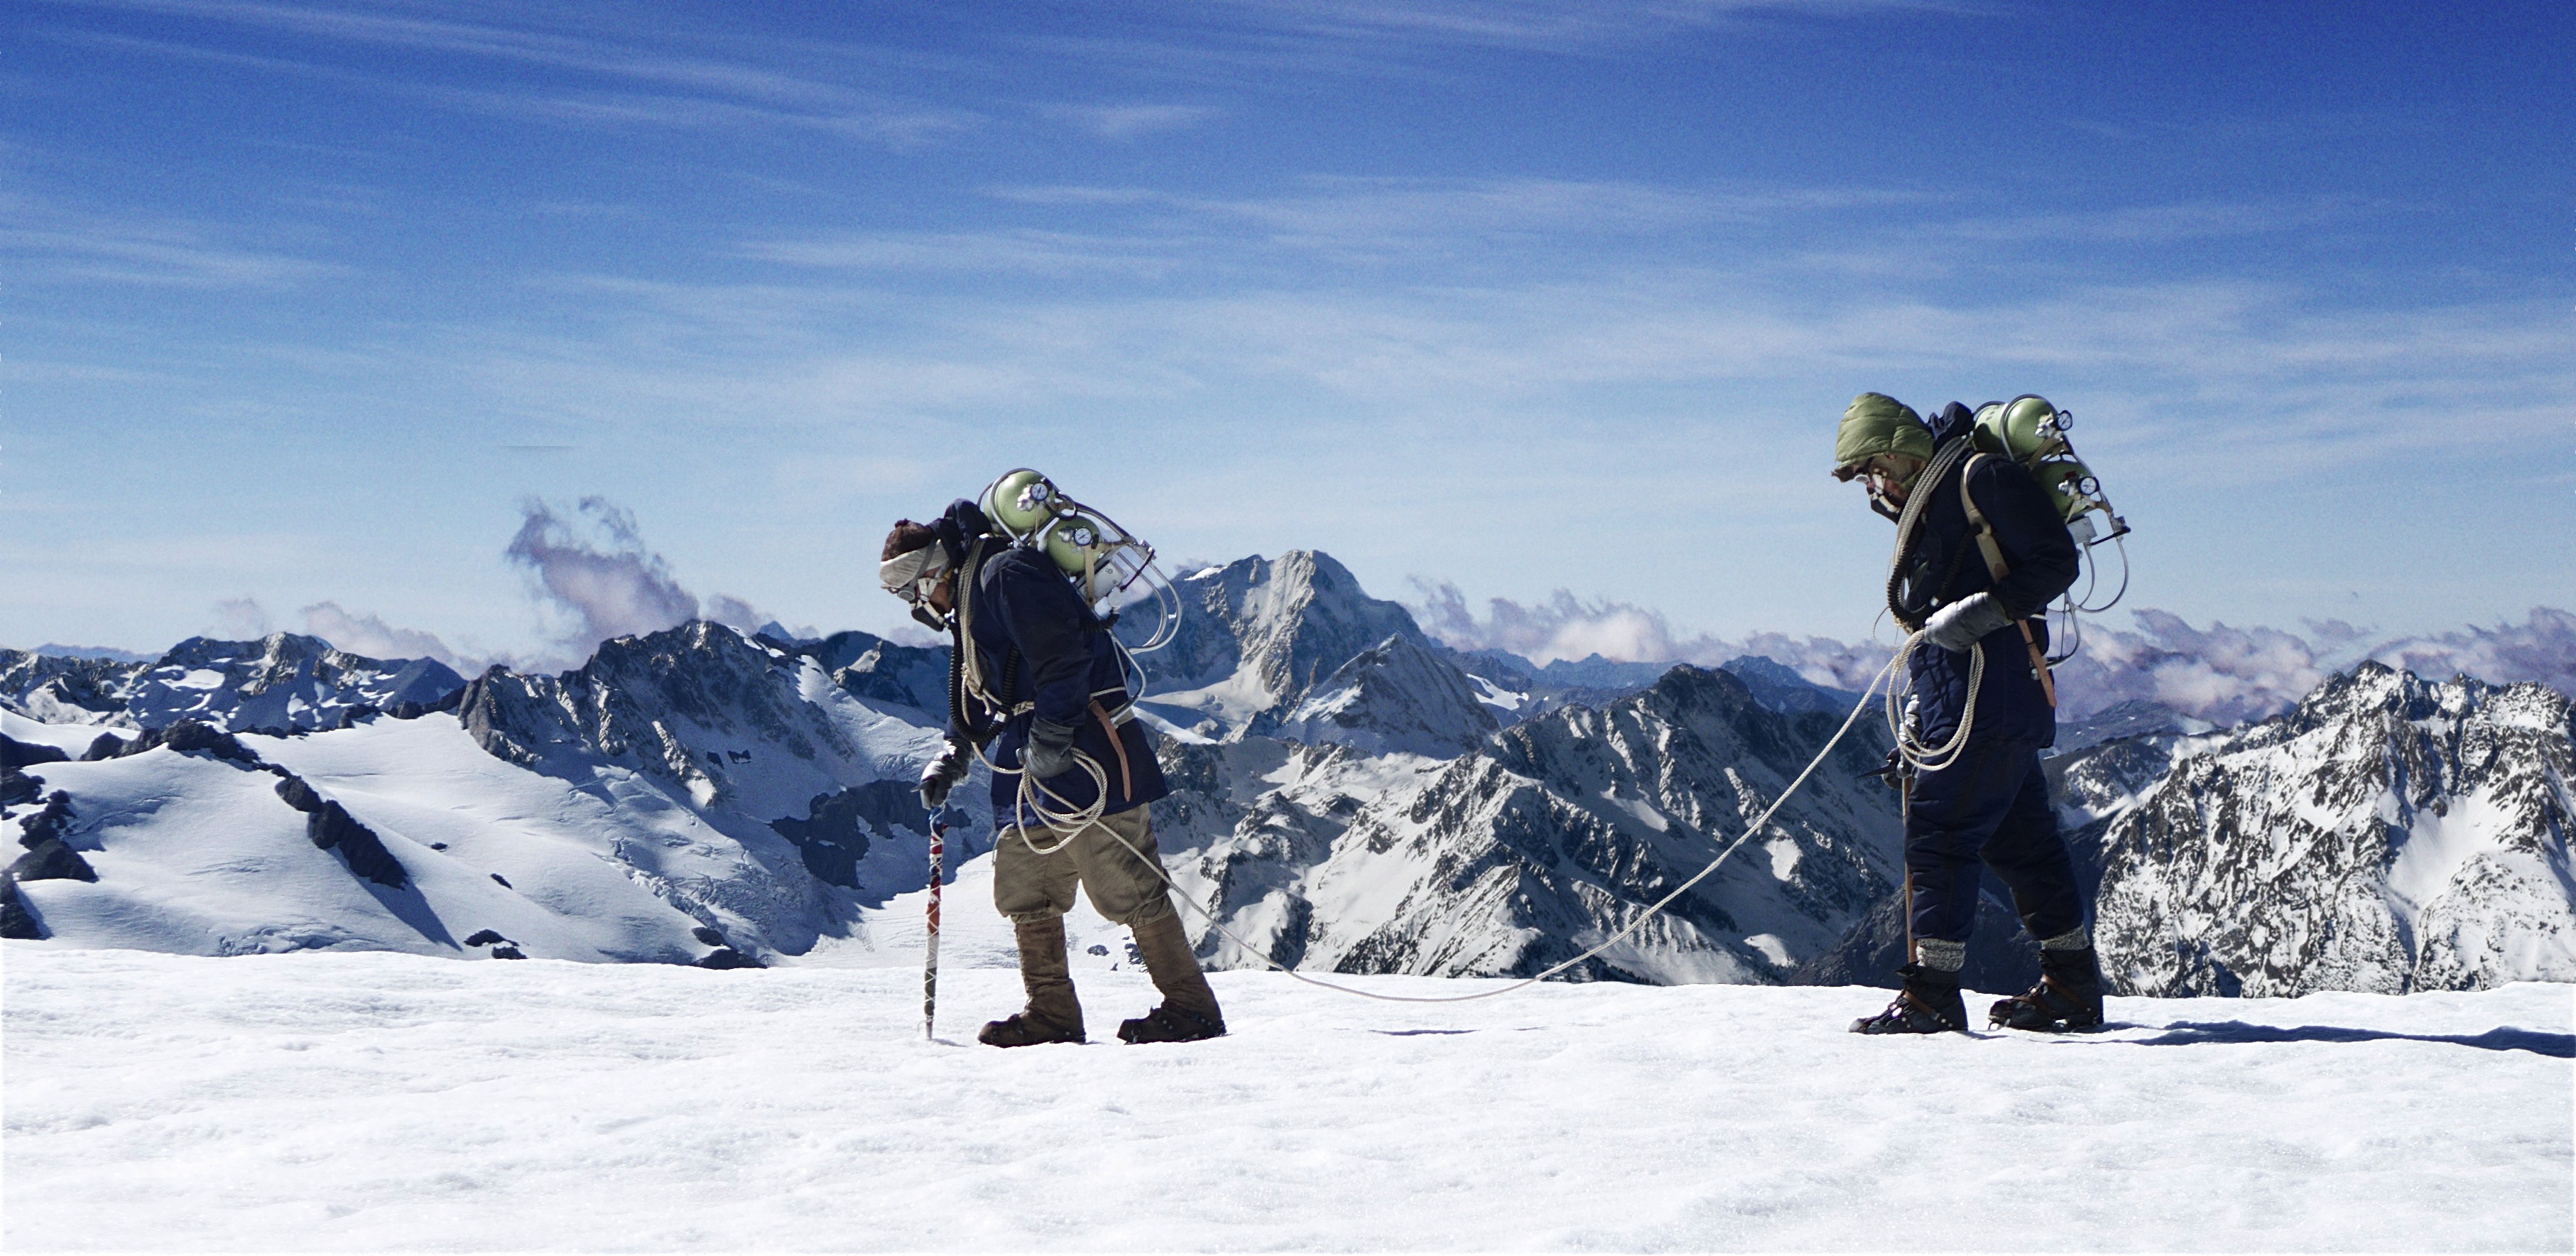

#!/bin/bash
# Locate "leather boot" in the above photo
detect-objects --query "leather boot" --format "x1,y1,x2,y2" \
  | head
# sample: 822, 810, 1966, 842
1117, 911, 1225, 1044
1849, 963, 1967, 1034
1989, 946, 2106, 1032
979, 916, 1085, 1046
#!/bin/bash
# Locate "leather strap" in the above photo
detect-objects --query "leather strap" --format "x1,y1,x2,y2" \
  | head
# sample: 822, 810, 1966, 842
1089, 700, 1133, 799
1958, 455, 2058, 709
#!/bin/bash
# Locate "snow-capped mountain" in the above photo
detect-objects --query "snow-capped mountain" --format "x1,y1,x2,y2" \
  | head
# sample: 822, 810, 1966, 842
2094, 663, 2576, 996
1131, 551, 1443, 739
0, 634, 464, 732
1273, 633, 1501, 758
1152, 664, 1901, 983
13, 572, 2573, 1002
1, 621, 977, 964
457, 621, 973, 894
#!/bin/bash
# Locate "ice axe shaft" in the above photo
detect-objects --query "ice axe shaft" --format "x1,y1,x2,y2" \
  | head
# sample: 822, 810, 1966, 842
923, 816, 945, 1039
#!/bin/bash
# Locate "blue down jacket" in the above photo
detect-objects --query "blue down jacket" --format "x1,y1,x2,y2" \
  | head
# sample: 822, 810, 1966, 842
940, 499, 1169, 828
1892, 406, 2082, 748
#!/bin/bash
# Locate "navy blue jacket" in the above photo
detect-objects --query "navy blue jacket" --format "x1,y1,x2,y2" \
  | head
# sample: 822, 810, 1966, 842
1893, 406, 2082, 747
945, 501, 1168, 826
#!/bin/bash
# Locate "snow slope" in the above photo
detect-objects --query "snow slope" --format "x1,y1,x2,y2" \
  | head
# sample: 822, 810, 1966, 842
1, 713, 830, 962
4, 941, 2567, 1253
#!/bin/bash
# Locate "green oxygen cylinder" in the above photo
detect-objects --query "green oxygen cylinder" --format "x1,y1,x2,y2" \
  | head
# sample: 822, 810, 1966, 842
1972, 394, 2068, 462
2036, 459, 2104, 525
984, 468, 1057, 539
1043, 512, 1117, 585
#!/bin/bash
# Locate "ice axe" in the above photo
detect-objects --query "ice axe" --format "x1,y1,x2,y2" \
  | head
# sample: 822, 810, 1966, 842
923, 811, 950, 1040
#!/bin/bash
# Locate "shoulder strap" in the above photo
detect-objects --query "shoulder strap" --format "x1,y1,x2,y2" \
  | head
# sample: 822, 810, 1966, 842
1960, 453, 2011, 583
1957, 454, 2058, 709
953, 538, 1036, 727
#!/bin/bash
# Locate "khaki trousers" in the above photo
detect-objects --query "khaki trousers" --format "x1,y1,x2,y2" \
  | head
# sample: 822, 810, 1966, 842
993, 805, 1175, 927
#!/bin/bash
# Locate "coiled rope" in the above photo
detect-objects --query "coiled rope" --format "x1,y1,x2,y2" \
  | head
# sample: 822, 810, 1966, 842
1880, 438, 1987, 774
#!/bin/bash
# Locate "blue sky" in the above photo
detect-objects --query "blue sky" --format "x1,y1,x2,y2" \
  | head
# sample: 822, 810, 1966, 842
4, 0, 2569, 664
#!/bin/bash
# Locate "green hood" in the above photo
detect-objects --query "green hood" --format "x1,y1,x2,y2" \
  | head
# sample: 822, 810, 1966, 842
1834, 392, 1933, 472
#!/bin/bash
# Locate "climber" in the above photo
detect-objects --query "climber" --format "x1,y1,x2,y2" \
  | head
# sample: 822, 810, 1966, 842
879, 499, 1225, 1046
1832, 393, 2106, 1034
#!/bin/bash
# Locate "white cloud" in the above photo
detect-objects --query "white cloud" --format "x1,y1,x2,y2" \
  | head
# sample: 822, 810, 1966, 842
1038, 103, 1222, 140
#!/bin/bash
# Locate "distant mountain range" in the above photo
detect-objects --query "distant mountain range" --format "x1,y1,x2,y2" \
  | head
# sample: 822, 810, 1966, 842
6, 551, 2571, 999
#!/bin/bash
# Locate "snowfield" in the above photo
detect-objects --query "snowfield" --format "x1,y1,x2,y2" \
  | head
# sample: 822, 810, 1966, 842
6, 938, 2569, 1252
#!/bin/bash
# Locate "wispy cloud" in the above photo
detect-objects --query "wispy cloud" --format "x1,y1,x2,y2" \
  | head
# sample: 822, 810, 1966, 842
0, 220, 344, 288
34, 1, 979, 147
1026, 0, 1962, 82
1038, 102, 1222, 140
1415, 581, 2576, 721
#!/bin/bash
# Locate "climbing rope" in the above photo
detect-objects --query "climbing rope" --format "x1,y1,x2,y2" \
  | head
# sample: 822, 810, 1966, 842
1055, 650, 1908, 1005
1885, 628, 1982, 774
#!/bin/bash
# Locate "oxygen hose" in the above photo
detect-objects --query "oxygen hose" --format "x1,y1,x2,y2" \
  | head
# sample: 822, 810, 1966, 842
1053, 649, 1910, 1005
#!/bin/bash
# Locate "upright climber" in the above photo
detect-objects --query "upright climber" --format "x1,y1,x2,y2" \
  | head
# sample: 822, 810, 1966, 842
879, 499, 1225, 1046
1831, 393, 2106, 1034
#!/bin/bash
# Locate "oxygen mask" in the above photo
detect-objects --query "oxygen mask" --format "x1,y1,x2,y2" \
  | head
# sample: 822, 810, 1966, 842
879, 544, 953, 631
1845, 455, 1921, 521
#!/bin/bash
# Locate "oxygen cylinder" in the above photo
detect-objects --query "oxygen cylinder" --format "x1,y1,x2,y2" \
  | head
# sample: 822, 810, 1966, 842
1972, 394, 2068, 462
1042, 511, 1116, 580
983, 469, 1058, 538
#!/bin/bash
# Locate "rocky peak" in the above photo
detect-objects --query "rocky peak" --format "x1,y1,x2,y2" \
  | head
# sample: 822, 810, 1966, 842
454, 619, 947, 837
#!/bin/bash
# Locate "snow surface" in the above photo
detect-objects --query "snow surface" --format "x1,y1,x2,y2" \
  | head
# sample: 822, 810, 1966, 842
8, 934, 2570, 1252
2, 714, 842, 963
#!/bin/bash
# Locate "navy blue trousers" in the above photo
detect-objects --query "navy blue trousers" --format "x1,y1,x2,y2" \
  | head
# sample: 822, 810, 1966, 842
1904, 739, 2084, 946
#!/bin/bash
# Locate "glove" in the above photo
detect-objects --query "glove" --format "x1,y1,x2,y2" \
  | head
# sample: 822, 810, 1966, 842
1022, 717, 1080, 781
1922, 591, 2012, 654
918, 740, 969, 811
1866, 748, 1906, 791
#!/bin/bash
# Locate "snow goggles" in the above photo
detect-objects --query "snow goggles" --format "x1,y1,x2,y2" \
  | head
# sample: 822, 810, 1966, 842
877, 544, 950, 607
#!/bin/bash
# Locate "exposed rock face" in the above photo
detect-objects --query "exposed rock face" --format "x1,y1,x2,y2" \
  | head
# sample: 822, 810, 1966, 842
768, 781, 930, 889
0, 876, 39, 938
13, 788, 99, 884
0, 636, 464, 733
2, 734, 71, 769
2095, 664, 2576, 997
1154, 665, 1901, 983
1274, 634, 1500, 759
1716, 656, 1871, 718
0, 652, 145, 725
10, 838, 98, 884
271, 775, 408, 889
